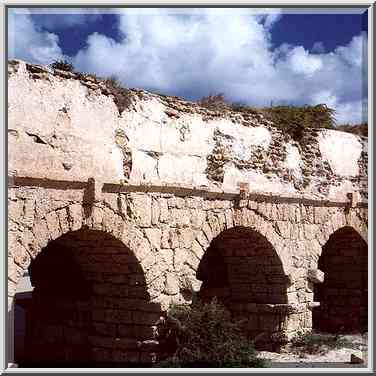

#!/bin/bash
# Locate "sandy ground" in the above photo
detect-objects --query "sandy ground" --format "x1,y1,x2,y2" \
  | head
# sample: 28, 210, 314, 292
259, 333, 368, 368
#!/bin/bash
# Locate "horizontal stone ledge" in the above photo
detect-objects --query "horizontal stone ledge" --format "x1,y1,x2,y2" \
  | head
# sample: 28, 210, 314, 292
8, 175, 368, 208
9, 176, 87, 190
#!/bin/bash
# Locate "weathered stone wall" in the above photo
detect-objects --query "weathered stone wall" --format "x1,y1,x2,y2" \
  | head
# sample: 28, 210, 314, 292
8, 177, 368, 361
8, 60, 368, 202
7, 59, 368, 364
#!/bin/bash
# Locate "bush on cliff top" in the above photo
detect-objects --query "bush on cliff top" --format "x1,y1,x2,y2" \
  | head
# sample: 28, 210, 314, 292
154, 298, 268, 368
50, 59, 74, 72
198, 93, 337, 132
336, 123, 368, 137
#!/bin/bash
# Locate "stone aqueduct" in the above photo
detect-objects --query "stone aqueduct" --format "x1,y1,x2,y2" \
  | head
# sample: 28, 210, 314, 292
8, 60, 368, 365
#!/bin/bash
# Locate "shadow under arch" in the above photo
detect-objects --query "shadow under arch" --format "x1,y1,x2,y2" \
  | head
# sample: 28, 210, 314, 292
196, 226, 289, 350
313, 226, 368, 333
16, 228, 161, 367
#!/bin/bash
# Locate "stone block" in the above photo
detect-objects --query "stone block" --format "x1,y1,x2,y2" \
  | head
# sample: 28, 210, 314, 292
23, 199, 35, 228
68, 203, 83, 231
189, 208, 206, 229
167, 197, 185, 208
84, 177, 103, 204
177, 228, 195, 249
307, 268, 324, 284
185, 197, 203, 209
168, 230, 179, 249
144, 228, 162, 250
151, 198, 160, 224
158, 198, 169, 222
45, 210, 62, 240
164, 273, 179, 295
170, 208, 190, 227
129, 193, 152, 227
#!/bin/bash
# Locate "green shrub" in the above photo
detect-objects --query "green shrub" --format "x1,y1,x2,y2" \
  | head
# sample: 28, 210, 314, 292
290, 331, 354, 355
50, 60, 74, 72
197, 94, 337, 140
263, 104, 335, 129
154, 298, 269, 368
231, 103, 336, 140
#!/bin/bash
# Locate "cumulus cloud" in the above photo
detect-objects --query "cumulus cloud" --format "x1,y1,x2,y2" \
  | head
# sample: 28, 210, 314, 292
8, 10, 64, 65
9, 9, 367, 124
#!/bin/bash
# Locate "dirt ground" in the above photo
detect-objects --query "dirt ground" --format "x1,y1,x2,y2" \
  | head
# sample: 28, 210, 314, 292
259, 333, 368, 368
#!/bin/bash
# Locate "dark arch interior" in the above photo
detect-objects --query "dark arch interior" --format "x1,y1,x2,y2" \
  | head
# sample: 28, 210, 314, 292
16, 229, 161, 366
197, 227, 288, 348
313, 226, 368, 333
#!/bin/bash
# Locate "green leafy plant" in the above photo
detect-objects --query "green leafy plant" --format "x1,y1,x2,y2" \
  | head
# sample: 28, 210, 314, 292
154, 298, 269, 368
262, 104, 336, 138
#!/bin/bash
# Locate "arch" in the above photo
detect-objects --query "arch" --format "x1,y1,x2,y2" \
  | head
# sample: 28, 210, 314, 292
191, 208, 293, 277
318, 211, 367, 250
9, 203, 162, 365
313, 226, 368, 333
196, 226, 289, 350
9, 203, 154, 298
15, 228, 162, 365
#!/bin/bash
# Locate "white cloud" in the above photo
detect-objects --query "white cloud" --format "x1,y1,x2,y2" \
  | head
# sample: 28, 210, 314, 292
285, 46, 324, 77
311, 90, 338, 109
8, 10, 64, 65
312, 41, 325, 53
9, 9, 367, 124
334, 99, 368, 124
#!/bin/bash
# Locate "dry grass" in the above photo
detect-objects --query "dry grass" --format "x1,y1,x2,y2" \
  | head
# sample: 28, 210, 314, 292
336, 123, 368, 137
198, 94, 339, 141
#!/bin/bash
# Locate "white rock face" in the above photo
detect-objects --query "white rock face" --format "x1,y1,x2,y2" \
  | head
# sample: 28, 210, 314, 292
284, 144, 303, 179
318, 129, 362, 176
8, 61, 124, 181
8, 60, 367, 201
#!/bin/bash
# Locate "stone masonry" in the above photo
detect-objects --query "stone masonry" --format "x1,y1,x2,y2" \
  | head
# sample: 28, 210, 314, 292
7, 60, 368, 365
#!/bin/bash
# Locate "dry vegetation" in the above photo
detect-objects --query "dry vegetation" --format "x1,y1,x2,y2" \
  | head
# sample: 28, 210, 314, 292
47, 61, 368, 136
198, 93, 367, 137
336, 123, 368, 137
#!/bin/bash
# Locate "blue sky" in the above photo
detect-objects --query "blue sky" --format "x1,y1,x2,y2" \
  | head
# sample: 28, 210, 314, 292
8, 8, 368, 124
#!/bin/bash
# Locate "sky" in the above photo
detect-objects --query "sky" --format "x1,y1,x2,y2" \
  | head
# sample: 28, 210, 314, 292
7, 8, 368, 125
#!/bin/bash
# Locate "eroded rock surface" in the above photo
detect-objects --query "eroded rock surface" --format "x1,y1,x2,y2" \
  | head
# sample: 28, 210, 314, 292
8, 59, 368, 201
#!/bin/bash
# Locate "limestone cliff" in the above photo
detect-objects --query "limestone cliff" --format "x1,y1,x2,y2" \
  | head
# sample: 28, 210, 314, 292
8, 60, 367, 202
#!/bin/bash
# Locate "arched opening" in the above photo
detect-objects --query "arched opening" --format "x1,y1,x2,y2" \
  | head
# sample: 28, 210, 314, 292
313, 226, 368, 333
16, 229, 161, 366
196, 227, 288, 349
13, 271, 33, 364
